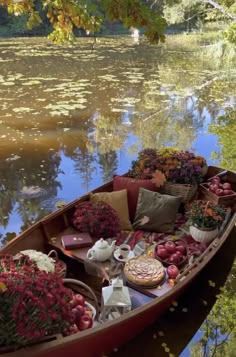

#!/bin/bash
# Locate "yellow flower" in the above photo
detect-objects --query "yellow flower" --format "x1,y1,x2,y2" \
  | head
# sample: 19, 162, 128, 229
0, 282, 7, 292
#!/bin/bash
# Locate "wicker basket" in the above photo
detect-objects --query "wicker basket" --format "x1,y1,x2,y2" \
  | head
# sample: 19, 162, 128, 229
161, 181, 198, 203
201, 164, 208, 177
48, 250, 67, 278
63, 278, 99, 320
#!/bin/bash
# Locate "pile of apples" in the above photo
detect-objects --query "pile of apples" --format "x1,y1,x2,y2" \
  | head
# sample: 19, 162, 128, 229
63, 293, 94, 336
206, 176, 233, 196
155, 240, 187, 267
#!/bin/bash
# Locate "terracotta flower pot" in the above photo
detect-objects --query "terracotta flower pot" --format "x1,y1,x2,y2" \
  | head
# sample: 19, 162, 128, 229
190, 225, 219, 244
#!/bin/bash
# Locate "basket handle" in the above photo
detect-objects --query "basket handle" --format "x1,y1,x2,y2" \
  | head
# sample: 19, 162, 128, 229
48, 250, 59, 261
63, 278, 99, 320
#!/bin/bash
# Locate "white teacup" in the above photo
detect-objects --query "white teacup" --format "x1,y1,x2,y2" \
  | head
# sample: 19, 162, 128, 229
119, 244, 131, 259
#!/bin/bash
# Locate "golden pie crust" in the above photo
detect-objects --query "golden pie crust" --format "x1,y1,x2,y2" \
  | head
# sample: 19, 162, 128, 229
124, 256, 165, 287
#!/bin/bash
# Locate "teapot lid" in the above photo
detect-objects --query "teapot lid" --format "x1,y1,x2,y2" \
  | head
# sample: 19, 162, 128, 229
94, 238, 108, 249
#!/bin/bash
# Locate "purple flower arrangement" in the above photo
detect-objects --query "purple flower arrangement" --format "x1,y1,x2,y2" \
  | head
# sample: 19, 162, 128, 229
128, 147, 207, 185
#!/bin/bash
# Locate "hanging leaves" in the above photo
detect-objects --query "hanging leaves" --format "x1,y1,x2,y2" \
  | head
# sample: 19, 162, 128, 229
0, 0, 167, 44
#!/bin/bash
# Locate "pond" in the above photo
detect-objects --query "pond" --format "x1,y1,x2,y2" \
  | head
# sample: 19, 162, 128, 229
0, 36, 235, 355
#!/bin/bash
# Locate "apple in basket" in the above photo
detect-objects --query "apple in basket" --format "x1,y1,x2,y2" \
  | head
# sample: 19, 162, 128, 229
64, 294, 94, 336
157, 246, 170, 260
165, 241, 176, 254
155, 240, 187, 267
78, 314, 93, 331
70, 293, 85, 308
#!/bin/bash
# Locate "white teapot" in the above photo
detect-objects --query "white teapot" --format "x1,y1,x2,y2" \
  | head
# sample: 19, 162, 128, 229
86, 238, 116, 262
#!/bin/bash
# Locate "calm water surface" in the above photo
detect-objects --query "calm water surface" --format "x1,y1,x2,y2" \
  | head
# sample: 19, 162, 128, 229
0, 36, 235, 356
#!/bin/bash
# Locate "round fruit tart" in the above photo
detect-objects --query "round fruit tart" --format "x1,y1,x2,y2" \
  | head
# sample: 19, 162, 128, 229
124, 255, 165, 288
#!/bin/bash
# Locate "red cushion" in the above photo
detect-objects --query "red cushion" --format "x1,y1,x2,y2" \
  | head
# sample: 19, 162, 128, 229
113, 175, 158, 221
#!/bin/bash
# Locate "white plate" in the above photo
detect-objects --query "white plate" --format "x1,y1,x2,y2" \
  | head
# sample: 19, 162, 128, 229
113, 248, 135, 262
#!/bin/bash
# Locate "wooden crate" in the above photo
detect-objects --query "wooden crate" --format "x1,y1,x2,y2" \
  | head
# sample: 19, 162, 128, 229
199, 183, 236, 207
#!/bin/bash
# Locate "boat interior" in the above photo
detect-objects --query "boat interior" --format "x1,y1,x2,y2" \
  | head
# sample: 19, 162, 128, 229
2, 167, 236, 321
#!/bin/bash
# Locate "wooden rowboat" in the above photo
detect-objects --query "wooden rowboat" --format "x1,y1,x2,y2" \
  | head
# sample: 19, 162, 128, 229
1, 166, 236, 357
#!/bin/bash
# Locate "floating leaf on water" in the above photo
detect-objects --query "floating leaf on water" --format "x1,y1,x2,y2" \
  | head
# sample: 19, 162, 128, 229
19, 186, 47, 199
158, 331, 165, 337
182, 308, 188, 312
13, 107, 33, 113
208, 280, 216, 287
161, 342, 167, 347
153, 333, 157, 339
169, 307, 175, 312
55, 200, 67, 209
5, 155, 21, 162
22, 80, 41, 85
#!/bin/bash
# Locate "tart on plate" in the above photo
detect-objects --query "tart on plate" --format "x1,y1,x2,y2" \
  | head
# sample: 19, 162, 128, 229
124, 255, 165, 288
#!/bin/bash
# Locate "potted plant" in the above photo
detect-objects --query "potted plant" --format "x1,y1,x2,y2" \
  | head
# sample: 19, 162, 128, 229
72, 200, 121, 239
189, 200, 226, 243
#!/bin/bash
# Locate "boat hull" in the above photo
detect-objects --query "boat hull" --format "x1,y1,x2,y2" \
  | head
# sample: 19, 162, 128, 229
1, 166, 236, 357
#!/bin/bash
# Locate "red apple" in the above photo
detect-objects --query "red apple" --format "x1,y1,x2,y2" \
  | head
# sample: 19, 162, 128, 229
209, 184, 218, 193
211, 177, 220, 183
67, 324, 79, 335
223, 189, 232, 196
165, 241, 176, 254
176, 245, 186, 255
74, 304, 85, 316
169, 254, 180, 265
175, 251, 184, 260
78, 314, 93, 330
69, 295, 79, 308
71, 307, 80, 320
215, 188, 224, 196
74, 293, 85, 306
157, 248, 170, 260
222, 183, 231, 190
167, 265, 180, 279
157, 244, 165, 250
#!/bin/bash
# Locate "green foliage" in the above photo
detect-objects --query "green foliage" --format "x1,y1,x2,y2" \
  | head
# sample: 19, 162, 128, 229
224, 22, 236, 44
190, 282, 236, 356
27, 10, 42, 30
163, 0, 236, 45
0, 0, 167, 44
209, 108, 236, 171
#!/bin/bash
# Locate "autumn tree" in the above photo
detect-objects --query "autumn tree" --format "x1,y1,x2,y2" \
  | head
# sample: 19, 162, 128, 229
0, 0, 167, 43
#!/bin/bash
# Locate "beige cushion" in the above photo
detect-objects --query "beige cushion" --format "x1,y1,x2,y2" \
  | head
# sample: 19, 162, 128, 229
90, 190, 132, 231
133, 188, 181, 233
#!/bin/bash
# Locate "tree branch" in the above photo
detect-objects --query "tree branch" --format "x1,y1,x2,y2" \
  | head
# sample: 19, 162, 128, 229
203, 0, 236, 20
183, 8, 213, 23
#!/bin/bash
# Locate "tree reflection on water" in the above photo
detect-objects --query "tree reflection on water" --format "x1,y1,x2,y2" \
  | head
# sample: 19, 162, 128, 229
0, 37, 235, 356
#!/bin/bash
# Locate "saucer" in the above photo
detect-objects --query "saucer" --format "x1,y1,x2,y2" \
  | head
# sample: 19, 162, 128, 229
113, 248, 135, 262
